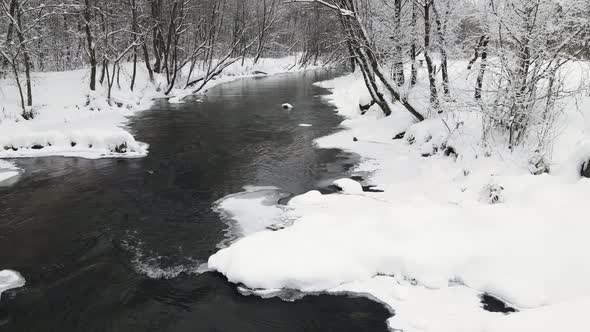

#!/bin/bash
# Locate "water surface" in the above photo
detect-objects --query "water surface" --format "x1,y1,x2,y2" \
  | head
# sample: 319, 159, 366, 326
0, 71, 390, 331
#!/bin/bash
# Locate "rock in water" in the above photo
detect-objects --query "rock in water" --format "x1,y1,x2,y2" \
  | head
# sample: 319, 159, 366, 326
582, 160, 590, 178
282, 103, 293, 110
0, 270, 25, 300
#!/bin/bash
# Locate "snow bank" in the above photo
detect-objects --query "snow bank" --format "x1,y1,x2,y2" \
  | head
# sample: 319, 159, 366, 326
210, 180, 590, 304
0, 65, 155, 159
0, 270, 25, 300
209, 70, 590, 331
0, 126, 148, 159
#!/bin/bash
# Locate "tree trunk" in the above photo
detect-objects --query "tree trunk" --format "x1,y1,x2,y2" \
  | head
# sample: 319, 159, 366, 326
337, 3, 392, 116
15, 3, 32, 108
346, 39, 356, 71
410, 2, 418, 87
83, 0, 97, 91
475, 36, 489, 100
392, 0, 405, 86
10, 61, 27, 118
142, 42, 154, 82
1, 0, 18, 76
99, 59, 107, 84
151, 0, 164, 73
130, 0, 138, 91
432, 2, 449, 96
423, 2, 439, 109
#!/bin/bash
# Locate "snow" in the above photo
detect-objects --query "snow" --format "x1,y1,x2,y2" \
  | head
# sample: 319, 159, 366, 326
0, 55, 318, 160
208, 66, 590, 331
486, 297, 590, 332
0, 160, 20, 183
298, 123, 312, 127
282, 103, 293, 110
213, 186, 293, 240
0, 270, 25, 301
332, 178, 363, 194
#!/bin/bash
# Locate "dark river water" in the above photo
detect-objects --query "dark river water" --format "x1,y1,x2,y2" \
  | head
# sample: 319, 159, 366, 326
0, 71, 390, 331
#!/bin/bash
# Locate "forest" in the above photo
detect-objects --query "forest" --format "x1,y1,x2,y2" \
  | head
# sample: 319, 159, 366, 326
2, 0, 589, 154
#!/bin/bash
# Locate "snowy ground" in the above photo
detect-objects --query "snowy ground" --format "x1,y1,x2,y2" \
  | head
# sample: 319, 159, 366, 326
0, 55, 317, 160
208, 64, 590, 331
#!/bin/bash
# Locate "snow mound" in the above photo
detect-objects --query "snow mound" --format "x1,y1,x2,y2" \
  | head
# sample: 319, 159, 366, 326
486, 297, 590, 332
0, 270, 25, 300
404, 112, 483, 158
0, 160, 20, 183
556, 140, 590, 180
0, 128, 148, 159
333, 178, 363, 194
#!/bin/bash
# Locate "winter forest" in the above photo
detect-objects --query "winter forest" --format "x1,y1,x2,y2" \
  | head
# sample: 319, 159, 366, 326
1, 0, 590, 332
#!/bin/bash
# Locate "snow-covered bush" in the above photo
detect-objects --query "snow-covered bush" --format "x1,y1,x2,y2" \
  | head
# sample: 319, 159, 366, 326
479, 183, 504, 204
404, 111, 482, 159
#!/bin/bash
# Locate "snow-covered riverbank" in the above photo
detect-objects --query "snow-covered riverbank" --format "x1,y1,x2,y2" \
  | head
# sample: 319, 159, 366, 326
0, 56, 317, 159
208, 69, 590, 331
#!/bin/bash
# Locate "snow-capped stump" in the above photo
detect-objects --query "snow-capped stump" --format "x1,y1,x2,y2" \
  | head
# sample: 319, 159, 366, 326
443, 145, 458, 159
420, 142, 438, 157
358, 95, 376, 114
393, 131, 406, 140
282, 103, 293, 110
479, 184, 504, 204
480, 294, 517, 314
114, 143, 128, 153
528, 153, 550, 175
362, 185, 384, 193
333, 178, 363, 194
358, 94, 375, 114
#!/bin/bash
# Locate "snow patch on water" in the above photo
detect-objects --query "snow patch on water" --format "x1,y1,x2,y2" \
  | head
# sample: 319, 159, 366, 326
213, 186, 295, 248
0, 160, 21, 184
298, 123, 312, 127
0, 270, 25, 300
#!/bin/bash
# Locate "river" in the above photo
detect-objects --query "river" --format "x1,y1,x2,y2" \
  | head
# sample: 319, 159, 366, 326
0, 71, 389, 331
